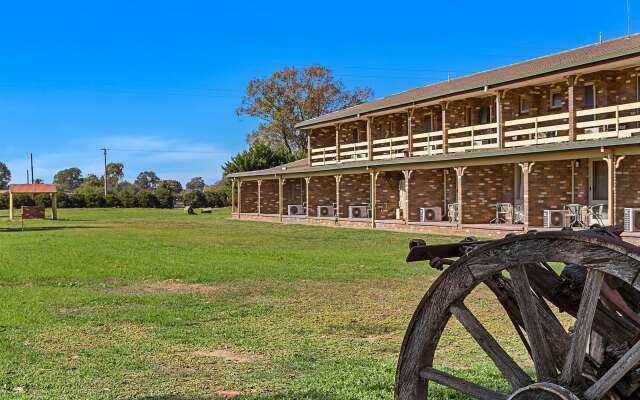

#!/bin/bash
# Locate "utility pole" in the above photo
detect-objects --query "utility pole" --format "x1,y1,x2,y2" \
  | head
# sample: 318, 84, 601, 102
26, 169, 30, 184
101, 148, 108, 195
30, 153, 34, 184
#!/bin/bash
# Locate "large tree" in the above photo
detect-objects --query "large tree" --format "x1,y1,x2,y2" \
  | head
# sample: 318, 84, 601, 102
53, 167, 83, 191
0, 162, 10, 189
106, 162, 124, 190
186, 177, 205, 192
237, 65, 373, 152
134, 171, 160, 190
159, 179, 182, 193
223, 141, 301, 176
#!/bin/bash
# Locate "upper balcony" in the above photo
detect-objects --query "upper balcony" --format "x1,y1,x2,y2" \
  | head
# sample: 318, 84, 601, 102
307, 65, 640, 167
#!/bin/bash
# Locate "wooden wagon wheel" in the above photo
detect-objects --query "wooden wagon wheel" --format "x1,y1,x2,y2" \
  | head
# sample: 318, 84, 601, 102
396, 229, 640, 400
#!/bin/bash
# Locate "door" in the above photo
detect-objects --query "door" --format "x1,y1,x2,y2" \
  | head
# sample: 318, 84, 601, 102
589, 159, 608, 223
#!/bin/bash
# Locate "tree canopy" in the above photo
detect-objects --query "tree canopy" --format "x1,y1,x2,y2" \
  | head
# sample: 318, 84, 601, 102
0, 162, 11, 189
223, 141, 302, 177
186, 177, 205, 192
54, 167, 83, 191
134, 171, 160, 190
237, 65, 373, 152
106, 163, 124, 189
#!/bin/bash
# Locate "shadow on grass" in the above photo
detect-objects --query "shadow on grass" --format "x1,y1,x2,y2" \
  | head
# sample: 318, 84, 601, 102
0, 225, 104, 233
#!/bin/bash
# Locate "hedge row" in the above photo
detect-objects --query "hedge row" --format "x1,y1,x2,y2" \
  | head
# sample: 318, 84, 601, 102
0, 189, 230, 210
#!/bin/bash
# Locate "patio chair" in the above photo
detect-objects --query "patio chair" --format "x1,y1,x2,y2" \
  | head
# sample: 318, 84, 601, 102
588, 204, 606, 226
513, 204, 525, 224
447, 203, 460, 223
490, 203, 512, 224
564, 203, 585, 227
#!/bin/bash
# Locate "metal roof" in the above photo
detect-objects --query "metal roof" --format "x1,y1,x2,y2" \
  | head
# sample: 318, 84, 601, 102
296, 34, 640, 129
227, 137, 640, 179
9, 183, 57, 193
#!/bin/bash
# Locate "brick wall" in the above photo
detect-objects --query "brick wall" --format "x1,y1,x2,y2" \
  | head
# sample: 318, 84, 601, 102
376, 171, 402, 219
259, 179, 279, 214
408, 169, 445, 222
307, 175, 336, 217
616, 155, 640, 225
283, 178, 305, 214
239, 180, 258, 213
338, 121, 367, 146
310, 127, 336, 149
461, 165, 514, 224
371, 113, 408, 141
339, 173, 370, 218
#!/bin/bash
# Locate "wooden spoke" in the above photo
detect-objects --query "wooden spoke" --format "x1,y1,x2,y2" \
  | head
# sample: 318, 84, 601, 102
509, 265, 557, 381
450, 303, 532, 390
584, 339, 640, 400
560, 269, 604, 386
420, 367, 508, 400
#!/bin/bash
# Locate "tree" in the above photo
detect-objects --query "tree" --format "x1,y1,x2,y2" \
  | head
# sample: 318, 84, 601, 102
53, 167, 83, 191
159, 179, 182, 193
222, 141, 302, 177
186, 177, 205, 192
237, 65, 373, 152
106, 162, 124, 190
134, 171, 160, 190
0, 162, 11, 189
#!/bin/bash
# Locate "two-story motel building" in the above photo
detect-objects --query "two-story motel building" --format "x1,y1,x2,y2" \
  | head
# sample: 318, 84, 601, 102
228, 35, 640, 240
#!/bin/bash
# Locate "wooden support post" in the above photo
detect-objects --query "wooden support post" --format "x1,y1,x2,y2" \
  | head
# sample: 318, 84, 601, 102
237, 180, 243, 218
496, 92, 504, 148
453, 167, 466, 228
367, 117, 373, 160
518, 162, 536, 231
51, 193, 58, 220
305, 177, 311, 217
307, 130, 312, 165
407, 109, 414, 157
9, 191, 13, 220
602, 152, 622, 226
402, 170, 413, 224
568, 75, 577, 141
441, 103, 449, 154
443, 169, 448, 213
335, 124, 341, 163
334, 175, 342, 221
278, 177, 284, 222
614, 156, 625, 225
231, 179, 236, 214
370, 170, 379, 228
257, 179, 262, 215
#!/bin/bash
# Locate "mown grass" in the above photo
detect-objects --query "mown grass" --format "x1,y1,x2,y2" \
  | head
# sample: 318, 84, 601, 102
0, 208, 531, 399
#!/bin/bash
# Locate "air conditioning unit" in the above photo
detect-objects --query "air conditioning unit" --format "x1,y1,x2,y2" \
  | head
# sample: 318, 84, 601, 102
544, 209, 569, 228
624, 208, 640, 232
349, 205, 370, 219
584, 127, 601, 135
420, 207, 442, 222
288, 204, 306, 216
317, 205, 335, 217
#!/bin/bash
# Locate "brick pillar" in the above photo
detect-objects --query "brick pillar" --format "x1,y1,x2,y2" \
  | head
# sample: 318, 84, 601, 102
441, 103, 449, 154
518, 162, 536, 231
454, 167, 466, 228
568, 75, 577, 141
305, 177, 311, 217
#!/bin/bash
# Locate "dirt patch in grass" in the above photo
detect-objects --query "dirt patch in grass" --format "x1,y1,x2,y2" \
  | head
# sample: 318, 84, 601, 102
192, 349, 258, 363
108, 279, 222, 295
216, 390, 243, 398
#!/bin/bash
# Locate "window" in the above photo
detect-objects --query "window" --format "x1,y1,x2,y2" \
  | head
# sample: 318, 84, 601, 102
519, 96, 531, 113
351, 128, 358, 143
423, 114, 433, 132
584, 84, 596, 109
550, 90, 563, 109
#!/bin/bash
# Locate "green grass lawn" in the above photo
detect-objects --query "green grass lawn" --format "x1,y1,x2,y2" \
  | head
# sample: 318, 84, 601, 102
0, 208, 531, 399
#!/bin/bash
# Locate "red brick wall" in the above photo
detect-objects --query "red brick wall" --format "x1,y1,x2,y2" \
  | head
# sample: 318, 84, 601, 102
259, 179, 279, 214
240, 180, 258, 213
461, 165, 514, 224
339, 174, 370, 218
283, 178, 305, 214
376, 171, 402, 219
408, 169, 445, 222
371, 113, 408, 141
338, 121, 367, 146
307, 175, 336, 217
616, 155, 640, 225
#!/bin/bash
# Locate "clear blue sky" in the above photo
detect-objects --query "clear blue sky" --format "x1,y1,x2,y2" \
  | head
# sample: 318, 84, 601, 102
0, 1, 635, 184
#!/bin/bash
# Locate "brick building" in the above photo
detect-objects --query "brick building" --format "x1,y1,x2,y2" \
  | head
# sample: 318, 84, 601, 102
228, 35, 640, 240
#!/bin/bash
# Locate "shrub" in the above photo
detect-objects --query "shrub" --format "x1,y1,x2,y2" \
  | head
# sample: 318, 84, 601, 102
135, 190, 159, 208
154, 187, 175, 209
183, 191, 207, 208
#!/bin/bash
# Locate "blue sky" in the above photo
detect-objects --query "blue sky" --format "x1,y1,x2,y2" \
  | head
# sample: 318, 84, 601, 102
0, 1, 636, 184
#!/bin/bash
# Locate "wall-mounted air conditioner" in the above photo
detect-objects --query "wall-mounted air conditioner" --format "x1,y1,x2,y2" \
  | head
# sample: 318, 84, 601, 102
420, 207, 442, 222
624, 208, 640, 232
544, 209, 569, 228
348, 205, 370, 219
288, 204, 306, 216
317, 205, 335, 217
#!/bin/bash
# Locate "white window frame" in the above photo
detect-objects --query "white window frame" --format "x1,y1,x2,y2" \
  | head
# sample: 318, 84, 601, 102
519, 95, 531, 114
550, 89, 563, 109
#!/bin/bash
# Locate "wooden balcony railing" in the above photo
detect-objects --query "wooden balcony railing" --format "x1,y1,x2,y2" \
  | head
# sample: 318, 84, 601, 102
576, 101, 640, 140
412, 130, 444, 156
372, 135, 409, 160
504, 113, 570, 148
339, 141, 369, 163
447, 122, 499, 153
310, 145, 338, 166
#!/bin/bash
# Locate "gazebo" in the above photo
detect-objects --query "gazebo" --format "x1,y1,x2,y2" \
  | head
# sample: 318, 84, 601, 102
8, 184, 58, 220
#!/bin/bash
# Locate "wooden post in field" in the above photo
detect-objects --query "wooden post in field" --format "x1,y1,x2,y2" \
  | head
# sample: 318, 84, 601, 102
8, 191, 13, 220
518, 162, 535, 231
51, 193, 58, 220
